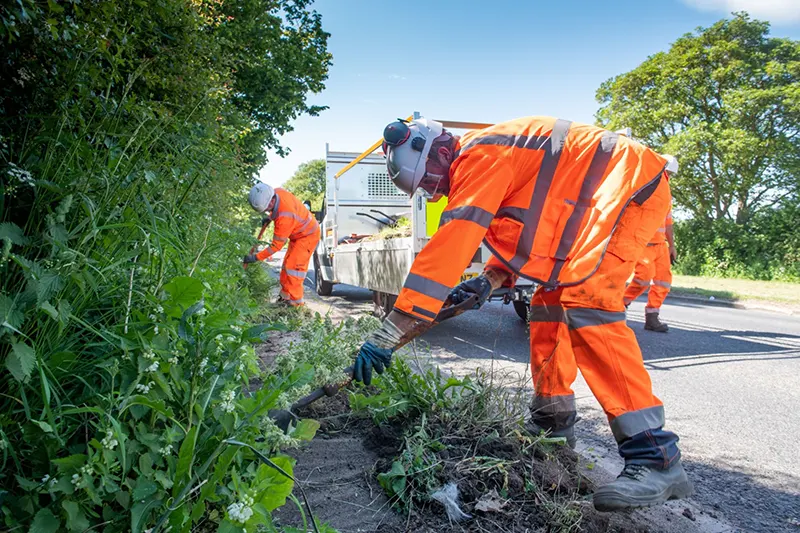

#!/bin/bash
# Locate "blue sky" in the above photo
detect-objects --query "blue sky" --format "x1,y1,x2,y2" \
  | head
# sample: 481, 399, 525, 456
258, 0, 800, 187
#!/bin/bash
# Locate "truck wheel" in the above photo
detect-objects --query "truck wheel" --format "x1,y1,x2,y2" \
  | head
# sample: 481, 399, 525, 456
313, 253, 333, 296
372, 291, 397, 319
513, 301, 529, 322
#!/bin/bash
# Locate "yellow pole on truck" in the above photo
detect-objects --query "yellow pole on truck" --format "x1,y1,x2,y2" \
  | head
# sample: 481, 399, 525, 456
334, 114, 415, 179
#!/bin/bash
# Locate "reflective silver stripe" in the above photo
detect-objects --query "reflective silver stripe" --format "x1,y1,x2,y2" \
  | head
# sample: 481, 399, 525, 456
549, 131, 619, 281
510, 119, 572, 272
531, 394, 575, 414
460, 134, 549, 153
412, 306, 437, 320
631, 277, 649, 286
496, 206, 526, 223
652, 280, 671, 289
566, 308, 626, 330
273, 236, 288, 242
439, 206, 494, 229
403, 273, 450, 301
657, 227, 666, 233
645, 307, 660, 313
610, 405, 665, 443
283, 268, 307, 278
529, 305, 565, 324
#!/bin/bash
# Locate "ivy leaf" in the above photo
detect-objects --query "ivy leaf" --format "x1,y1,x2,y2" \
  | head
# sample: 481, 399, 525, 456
30, 508, 60, 533
6, 341, 36, 382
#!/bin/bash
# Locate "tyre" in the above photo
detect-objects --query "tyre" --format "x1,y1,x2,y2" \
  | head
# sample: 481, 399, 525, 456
313, 252, 333, 296
513, 300, 529, 322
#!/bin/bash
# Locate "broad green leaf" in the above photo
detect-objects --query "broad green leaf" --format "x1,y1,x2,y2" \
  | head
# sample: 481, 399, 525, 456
164, 276, 204, 315
51, 454, 87, 472
7, 341, 36, 382
217, 519, 244, 533
133, 478, 158, 500
257, 456, 295, 511
242, 323, 286, 342
190, 500, 206, 521
31, 420, 54, 433
173, 425, 198, 497
29, 508, 60, 533
291, 419, 320, 442
14, 475, 40, 491
131, 498, 162, 533
0, 294, 24, 334
40, 301, 59, 320
0, 222, 28, 245
62, 501, 90, 532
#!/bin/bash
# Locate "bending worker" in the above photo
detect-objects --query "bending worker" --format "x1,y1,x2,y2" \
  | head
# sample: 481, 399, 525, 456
352, 116, 692, 511
622, 204, 676, 332
243, 183, 319, 306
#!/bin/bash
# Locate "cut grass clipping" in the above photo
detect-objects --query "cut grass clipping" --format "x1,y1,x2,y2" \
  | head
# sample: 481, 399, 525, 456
351, 358, 597, 532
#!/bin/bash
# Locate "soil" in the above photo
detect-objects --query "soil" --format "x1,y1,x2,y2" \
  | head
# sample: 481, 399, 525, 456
271, 390, 668, 533
256, 330, 303, 371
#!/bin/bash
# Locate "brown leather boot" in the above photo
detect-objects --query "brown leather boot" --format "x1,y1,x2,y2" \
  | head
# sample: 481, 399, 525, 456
644, 311, 669, 332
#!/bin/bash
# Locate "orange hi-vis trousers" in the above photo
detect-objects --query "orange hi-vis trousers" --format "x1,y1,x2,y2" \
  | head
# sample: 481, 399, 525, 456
529, 176, 681, 467
623, 242, 672, 312
278, 232, 319, 306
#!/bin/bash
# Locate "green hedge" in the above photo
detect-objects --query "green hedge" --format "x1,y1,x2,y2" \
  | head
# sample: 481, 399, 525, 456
673, 204, 800, 281
1, 0, 331, 531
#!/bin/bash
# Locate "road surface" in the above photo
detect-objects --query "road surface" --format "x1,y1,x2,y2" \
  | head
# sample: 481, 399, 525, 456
301, 268, 800, 533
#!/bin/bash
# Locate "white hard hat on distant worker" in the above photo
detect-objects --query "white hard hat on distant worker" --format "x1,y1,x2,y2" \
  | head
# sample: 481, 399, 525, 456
248, 182, 275, 213
382, 117, 444, 196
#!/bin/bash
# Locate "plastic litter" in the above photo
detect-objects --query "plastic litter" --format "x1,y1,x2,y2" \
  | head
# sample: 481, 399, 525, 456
431, 482, 471, 523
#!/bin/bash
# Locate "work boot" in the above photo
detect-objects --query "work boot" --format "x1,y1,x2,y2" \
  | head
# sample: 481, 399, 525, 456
593, 461, 693, 511
644, 311, 669, 332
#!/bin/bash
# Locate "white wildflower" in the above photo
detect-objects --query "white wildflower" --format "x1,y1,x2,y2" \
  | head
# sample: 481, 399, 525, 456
142, 349, 156, 360
219, 389, 236, 413
156, 305, 164, 314
148, 314, 156, 321
231, 326, 242, 334
168, 356, 179, 365
101, 430, 118, 451
146, 362, 159, 373
135, 381, 154, 394
227, 497, 254, 524
158, 444, 173, 456
153, 325, 159, 335
198, 358, 208, 373
215, 334, 223, 342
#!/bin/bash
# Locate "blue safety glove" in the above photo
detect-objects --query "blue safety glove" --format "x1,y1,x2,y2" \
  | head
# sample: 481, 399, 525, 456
449, 274, 492, 309
353, 341, 393, 386
242, 254, 259, 264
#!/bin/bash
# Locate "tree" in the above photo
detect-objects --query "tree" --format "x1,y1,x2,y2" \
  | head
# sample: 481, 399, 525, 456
596, 13, 800, 225
283, 159, 326, 209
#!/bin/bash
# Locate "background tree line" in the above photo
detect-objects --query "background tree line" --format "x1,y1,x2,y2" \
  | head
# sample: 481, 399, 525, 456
597, 12, 800, 281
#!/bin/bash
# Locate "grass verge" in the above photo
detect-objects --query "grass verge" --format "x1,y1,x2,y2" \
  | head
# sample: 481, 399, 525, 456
671, 274, 800, 307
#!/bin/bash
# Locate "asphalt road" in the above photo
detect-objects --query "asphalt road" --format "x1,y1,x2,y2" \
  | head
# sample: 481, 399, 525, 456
302, 267, 800, 533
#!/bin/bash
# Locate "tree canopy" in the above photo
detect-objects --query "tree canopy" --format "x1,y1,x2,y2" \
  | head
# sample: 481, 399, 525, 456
282, 159, 326, 209
596, 13, 800, 225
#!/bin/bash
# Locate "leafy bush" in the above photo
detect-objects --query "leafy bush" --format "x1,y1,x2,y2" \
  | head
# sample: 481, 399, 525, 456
674, 204, 800, 281
1, 0, 332, 530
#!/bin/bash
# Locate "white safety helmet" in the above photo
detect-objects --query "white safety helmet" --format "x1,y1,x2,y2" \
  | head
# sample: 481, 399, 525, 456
662, 154, 679, 174
248, 182, 275, 213
382, 117, 444, 196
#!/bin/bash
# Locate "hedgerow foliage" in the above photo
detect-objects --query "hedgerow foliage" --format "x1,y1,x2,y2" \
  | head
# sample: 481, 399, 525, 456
0, 0, 331, 531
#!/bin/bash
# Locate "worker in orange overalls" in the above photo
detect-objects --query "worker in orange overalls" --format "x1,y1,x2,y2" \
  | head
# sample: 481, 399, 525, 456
623, 205, 677, 332
243, 183, 319, 306
351, 116, 691, 511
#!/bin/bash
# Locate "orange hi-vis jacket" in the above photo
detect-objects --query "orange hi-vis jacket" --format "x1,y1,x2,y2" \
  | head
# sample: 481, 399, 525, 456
255, 188, 319, 262
394, 116, 671, 322
648, 204, 673, 245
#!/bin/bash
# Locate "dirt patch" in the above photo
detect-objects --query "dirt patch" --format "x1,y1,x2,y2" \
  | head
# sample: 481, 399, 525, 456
272, 393, 407, 533
276, 390, 658, 533
256, 330, 302, 370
